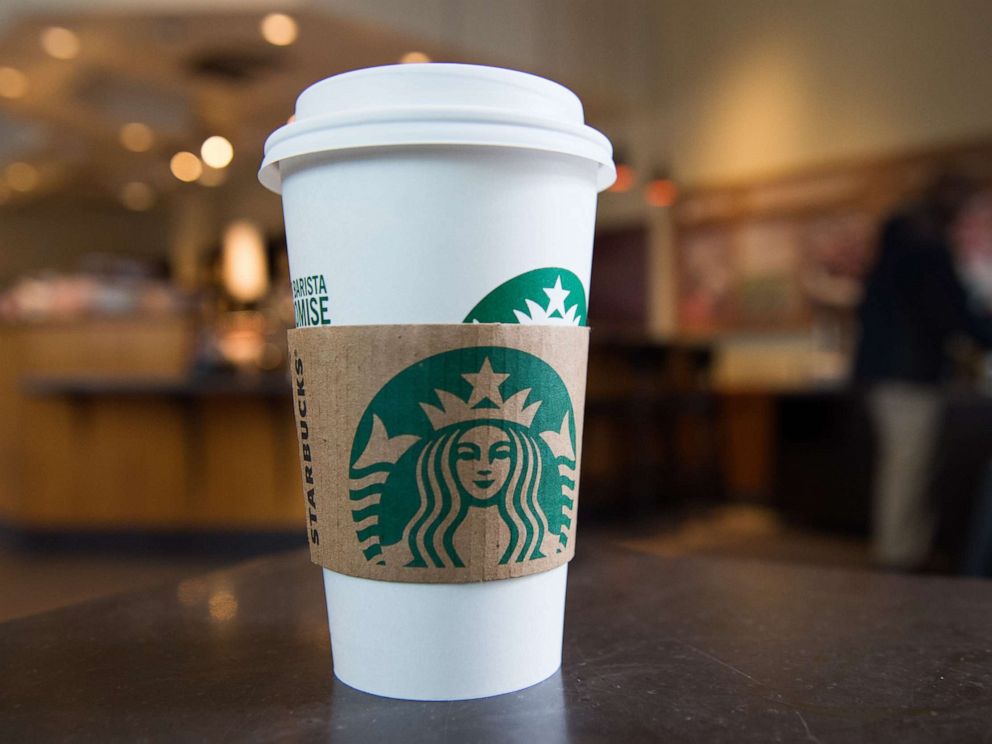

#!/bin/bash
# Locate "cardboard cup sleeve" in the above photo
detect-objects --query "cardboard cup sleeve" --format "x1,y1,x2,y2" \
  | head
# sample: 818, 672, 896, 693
288, 324, 589, 584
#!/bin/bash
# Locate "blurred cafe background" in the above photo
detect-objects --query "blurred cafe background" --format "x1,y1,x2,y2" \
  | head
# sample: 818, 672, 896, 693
4, 0, 992, 620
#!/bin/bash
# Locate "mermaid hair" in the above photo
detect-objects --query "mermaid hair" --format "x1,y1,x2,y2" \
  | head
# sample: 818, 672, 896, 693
403, 421, 557, 567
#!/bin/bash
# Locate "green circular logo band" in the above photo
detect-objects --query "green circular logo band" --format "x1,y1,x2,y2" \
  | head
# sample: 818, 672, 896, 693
464, 267, 587, 325
348, 346, 577, 569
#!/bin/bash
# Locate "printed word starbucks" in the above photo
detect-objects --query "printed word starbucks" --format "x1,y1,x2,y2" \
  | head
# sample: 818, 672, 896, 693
293, 351, 320, 545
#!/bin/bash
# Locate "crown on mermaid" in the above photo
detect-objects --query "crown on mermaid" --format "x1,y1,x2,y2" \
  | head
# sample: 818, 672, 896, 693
419, 357, 541, 430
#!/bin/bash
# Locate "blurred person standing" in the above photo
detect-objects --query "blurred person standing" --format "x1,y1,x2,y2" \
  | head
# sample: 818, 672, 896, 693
854, 173, 992, 570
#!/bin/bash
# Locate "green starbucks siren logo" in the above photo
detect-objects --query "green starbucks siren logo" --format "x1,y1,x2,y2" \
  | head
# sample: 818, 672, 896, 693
348, 347, 577, 568
464, 268, 587, 325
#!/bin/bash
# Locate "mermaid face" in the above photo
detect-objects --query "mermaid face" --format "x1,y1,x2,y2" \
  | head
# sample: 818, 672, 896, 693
454, 425, 512, 503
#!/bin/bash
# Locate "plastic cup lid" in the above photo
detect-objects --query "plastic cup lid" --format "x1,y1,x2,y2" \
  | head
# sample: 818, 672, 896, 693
258, 63, 616, 193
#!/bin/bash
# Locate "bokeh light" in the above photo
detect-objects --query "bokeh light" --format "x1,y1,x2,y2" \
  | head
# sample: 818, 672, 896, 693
0, 67, 28, 99
222, 220, 269, 303
645, 178, 678, 208
170, 151, 203, 183
40, 27, 80, 60
119, 122, 155, 153
200, 136, 234, 169
260, 13, 298, 46
5, 162, 39, 192
608, 164, 635, 193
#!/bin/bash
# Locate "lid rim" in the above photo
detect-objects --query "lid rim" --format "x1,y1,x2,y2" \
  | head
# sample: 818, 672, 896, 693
259, 124, 615, 194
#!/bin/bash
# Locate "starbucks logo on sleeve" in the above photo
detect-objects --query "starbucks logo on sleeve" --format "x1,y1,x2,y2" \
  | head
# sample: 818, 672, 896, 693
348, 347, 578, 568
464, 268, 587, 325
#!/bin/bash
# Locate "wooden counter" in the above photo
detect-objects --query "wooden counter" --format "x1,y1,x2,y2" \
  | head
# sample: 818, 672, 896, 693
0, 320, 301, 531
0, 323, 787, 532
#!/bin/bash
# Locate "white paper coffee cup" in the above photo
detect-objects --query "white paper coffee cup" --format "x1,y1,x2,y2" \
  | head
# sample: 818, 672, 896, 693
260, 63, 614, 701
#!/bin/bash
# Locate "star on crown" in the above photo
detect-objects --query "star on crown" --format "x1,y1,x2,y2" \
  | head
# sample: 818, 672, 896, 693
420, 358, 541, 430
513, 275, 582, 325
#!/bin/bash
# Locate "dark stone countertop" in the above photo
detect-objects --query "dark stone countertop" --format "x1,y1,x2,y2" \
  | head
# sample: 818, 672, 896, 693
3, 538, 992, 742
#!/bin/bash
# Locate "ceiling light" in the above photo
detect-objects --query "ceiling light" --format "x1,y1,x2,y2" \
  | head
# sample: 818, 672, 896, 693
260, 13, 298, 46
0, 67, 28, 99
40, 27, 80, 60
120, 182, 155, 211
200, 135, 234, 169
5, 162, 39, 192
170, 151, 202, 183
119, 122, 154, 152
399, 51, 431, 64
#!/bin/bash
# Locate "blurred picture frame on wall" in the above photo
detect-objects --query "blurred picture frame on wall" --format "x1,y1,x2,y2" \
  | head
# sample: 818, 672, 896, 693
674, 138, 992, 338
